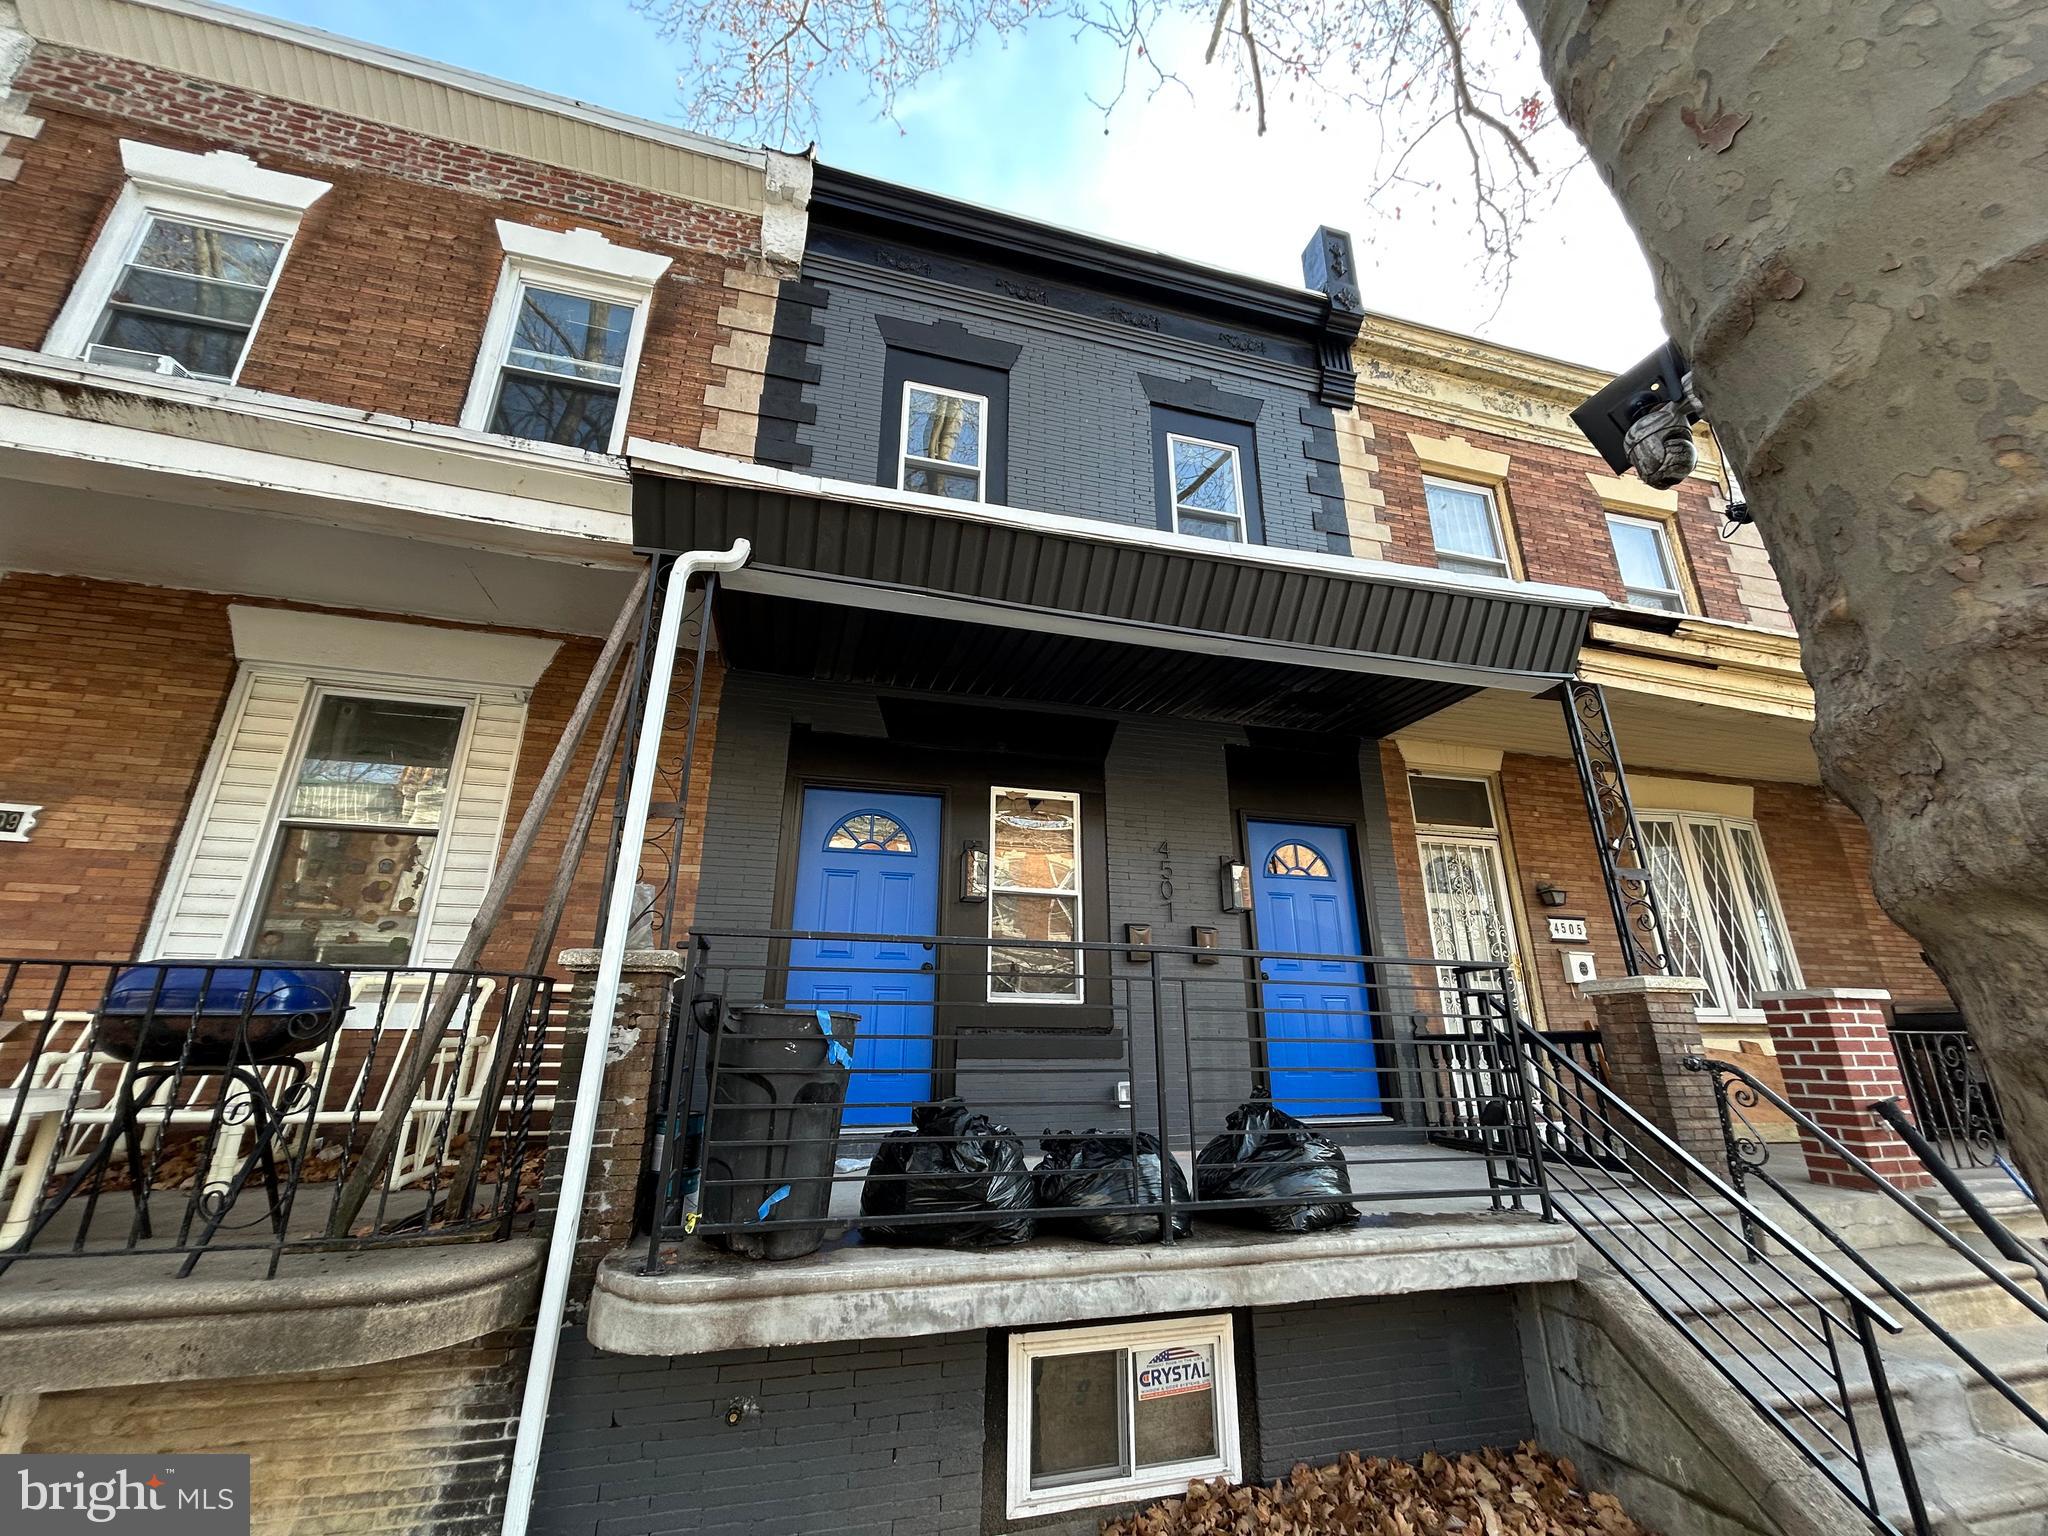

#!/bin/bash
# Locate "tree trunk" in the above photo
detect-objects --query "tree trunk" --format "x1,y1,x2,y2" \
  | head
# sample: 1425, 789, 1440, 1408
1522, 1, 2048, 1200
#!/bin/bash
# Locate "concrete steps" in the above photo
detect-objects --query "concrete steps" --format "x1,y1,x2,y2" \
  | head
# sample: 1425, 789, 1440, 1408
1559, 1177, 2048, 1535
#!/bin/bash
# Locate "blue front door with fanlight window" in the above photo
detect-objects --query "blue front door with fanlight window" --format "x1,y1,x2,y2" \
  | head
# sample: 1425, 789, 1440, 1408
1247, 819, 1380, 1117
789, 788, 942, 1126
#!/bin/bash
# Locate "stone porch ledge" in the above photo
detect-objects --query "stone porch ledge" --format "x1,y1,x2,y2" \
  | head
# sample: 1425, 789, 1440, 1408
588, 1214, 1576, 1355
0, 1237, 542, 1394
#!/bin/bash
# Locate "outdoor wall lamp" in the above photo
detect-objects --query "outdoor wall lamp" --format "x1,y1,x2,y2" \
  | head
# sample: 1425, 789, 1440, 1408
1536, 882, 1570, 909
1219, 858, 1252, 913
960, 841, 989, 903
1572, 340, 1703, 490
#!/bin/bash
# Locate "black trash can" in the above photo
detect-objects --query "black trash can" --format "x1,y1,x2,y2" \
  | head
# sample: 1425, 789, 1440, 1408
699, 1005, 857, 1260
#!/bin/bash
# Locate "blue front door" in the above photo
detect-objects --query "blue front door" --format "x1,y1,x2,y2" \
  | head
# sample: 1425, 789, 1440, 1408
1247, 819, 1380, 1117
789, 788, 942, 1126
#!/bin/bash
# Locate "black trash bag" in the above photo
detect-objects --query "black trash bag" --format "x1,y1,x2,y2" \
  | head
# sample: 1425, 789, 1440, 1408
859, 1099, 1036, 1248
1194, 1102, 1359, 1233
1035, 1129, 1193, 1244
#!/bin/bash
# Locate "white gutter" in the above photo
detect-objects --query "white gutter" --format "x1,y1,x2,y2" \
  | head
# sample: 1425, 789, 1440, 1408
626, 438, 1610, 613
500, 539, 752, 1536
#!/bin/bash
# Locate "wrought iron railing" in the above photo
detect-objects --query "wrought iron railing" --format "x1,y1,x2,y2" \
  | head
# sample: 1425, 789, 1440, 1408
1683, 1052, 2048, 1534
641, 930, 1543, 1259
0, 957, 558, 1277
1888, 1025, 2007, 1169
1489, 1005, 1931, 1535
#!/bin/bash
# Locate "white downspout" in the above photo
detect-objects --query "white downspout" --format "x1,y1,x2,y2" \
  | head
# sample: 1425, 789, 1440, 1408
501, 540, 751, 1536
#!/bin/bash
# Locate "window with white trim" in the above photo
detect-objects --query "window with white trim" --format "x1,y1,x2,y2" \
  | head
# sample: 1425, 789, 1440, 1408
898, 382, 987, 500
45, 142, 330, 383
1607, 513, 1688, 612
1639, 811, 1801, 1018
989, 787, 1082, 1002
462, 221, 670, 454
1166, 433, 1247, 541
246, 693, 469, 965
1007, 1315, 1239, 1519
1424, 476, 1512, 578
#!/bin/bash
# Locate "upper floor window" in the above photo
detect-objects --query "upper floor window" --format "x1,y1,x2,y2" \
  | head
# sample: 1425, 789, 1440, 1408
1166, 434, 1246, 541
1424, 477, 1512, 579
1607, 513, 1688, 613
462, 222, 670, 454
46, 142, 330, 384
899, 383, 986, 500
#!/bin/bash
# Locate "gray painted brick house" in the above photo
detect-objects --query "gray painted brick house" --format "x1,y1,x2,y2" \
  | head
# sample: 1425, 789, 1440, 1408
534, 167, 1612, 1534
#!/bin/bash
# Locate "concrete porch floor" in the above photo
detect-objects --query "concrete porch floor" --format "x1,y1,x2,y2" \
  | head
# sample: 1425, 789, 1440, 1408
589, 1140, 1578, 1356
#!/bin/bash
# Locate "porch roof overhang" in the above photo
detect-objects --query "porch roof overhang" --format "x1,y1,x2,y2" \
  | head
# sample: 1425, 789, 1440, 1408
628, 445, 1605, 735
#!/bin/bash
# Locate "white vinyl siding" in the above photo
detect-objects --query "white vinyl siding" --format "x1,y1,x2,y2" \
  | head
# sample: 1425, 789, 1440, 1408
149, 669, 528, 963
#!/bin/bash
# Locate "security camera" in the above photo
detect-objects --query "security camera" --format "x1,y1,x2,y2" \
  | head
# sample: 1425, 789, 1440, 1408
1572, 341, 1705, 490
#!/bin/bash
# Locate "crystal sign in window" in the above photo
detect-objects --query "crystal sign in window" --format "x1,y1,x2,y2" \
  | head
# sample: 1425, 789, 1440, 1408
1007, 1317, 1237, 1519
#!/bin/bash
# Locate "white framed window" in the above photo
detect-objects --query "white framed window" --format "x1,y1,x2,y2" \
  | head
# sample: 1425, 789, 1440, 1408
45, 141, 330, 384
1607, 513, 1688, 612
1639, 811, 1802, 1019
1166, 433, 1247, 542
243, 690, 474, 966
461, 221, 670, 455
1424, 476, 1513, 579
1006, 1315, 1240, 1520
898, 382, 987, 501
989, 787, 1082, 1003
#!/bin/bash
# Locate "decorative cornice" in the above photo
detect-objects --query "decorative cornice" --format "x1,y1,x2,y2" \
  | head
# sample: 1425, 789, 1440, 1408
1355, 314, 1726, 485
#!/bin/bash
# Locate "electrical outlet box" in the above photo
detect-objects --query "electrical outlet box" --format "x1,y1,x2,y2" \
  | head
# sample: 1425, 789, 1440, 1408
1546, 916, 1589, 942
1562, 950, 1598, 985
1115, 1080, 1132, 1107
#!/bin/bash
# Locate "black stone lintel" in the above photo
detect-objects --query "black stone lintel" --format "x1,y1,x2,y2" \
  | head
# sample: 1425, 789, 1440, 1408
1138, 373, 1265, 424
875, 314, 1023, 370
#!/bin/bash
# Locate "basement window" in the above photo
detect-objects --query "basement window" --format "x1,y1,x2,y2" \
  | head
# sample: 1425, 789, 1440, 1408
463, 221, 670, 455
46, 141, 330, 385
1006, 1315, 1240, 1519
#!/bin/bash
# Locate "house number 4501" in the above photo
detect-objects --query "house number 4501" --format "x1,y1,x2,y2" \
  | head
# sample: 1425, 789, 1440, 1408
1157, 841, 1174, 918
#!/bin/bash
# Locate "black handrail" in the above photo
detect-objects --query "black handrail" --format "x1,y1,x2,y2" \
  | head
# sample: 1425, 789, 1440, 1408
1870, 1096, 2048, 1289
1685, 1053, 2048, 1510
1502, 1010, 1928, 1535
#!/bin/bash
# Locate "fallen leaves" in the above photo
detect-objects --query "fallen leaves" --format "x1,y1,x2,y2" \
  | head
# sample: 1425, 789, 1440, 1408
1681, 101, 1751, 154
1101, 1443, 1659, 1536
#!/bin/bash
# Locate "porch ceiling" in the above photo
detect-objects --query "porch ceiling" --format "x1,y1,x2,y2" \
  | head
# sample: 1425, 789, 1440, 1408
717, 587, 1477, 734
632, 461, 1604, 707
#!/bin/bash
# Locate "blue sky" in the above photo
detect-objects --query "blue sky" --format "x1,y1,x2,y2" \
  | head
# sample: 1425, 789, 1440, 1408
230, 0, 1667, 370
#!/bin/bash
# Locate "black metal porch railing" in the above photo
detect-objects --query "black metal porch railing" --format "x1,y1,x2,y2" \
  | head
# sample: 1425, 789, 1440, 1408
1499, 1012, 1932, 1535
1888, 1025, 2008, 1170
642, 930, 1547, 1259
0, 957, 557, 1278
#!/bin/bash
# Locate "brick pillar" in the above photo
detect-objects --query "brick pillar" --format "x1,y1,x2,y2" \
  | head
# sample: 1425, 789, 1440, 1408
1761, 988, 1934, 1191
1579, 976, 1725, 1182
546, 948, 684, 1309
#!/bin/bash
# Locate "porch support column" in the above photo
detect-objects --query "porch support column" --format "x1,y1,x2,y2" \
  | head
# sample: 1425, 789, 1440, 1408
1559, 679, 1668, 976
544, 948, 687, 1308
1761, 989, 1934, 1191
1580, 976, 1724, 1181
